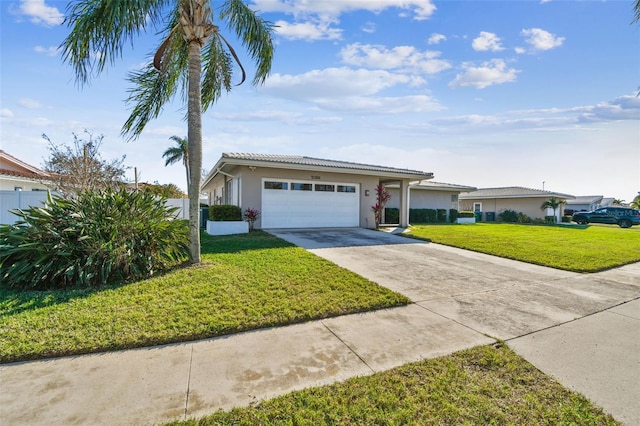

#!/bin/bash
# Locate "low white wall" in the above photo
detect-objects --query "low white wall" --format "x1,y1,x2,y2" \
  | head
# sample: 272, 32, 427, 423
206, 220, 248, 236
165, 198, 189, 220
456, 217, 476, 224
1, 190, 58, 225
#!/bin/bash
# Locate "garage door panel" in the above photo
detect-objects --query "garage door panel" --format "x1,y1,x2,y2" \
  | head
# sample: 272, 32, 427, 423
262, 179, 359, 228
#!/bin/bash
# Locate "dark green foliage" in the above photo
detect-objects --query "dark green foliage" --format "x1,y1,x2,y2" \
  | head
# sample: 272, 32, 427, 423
458, 211, 475, 218
437, 209, 447, 223
449, 209, 459, 223
561, 215, 571, 223
410, 209, 437, 223
498, 209, 519, 223
0, 189, 189, 290
384, 208, 399, 224
209, 205, 242, 221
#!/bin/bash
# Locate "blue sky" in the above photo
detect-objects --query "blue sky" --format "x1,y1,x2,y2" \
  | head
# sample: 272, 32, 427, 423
1, 0, 639, 201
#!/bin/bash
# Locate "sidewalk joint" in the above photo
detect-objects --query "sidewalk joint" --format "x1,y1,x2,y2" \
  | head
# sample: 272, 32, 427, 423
321, 321, 375, 373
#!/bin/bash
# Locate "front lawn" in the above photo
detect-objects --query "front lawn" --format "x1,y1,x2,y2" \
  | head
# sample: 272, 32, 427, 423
0, 232, 409, 363
167, 343, 618, 425
406, 223, 640, 272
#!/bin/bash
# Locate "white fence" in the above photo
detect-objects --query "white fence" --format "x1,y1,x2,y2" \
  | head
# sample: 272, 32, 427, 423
1, 192, 191, 225
0, 190, 55, 225
165, 198, 189, 220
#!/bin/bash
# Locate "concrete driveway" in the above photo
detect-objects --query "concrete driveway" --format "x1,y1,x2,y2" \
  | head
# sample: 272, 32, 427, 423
270, 227, 640, 424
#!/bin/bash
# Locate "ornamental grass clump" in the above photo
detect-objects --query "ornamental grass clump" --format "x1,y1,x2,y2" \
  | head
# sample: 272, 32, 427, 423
0, 188, 189, 290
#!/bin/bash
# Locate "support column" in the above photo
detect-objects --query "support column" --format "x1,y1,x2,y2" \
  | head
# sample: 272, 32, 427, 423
399, 179, 410, 227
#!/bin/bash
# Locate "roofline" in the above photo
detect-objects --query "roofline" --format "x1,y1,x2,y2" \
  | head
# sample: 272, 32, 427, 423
459, 192, 574, 200
202, 155, 433, 190
0, 150, 47, 175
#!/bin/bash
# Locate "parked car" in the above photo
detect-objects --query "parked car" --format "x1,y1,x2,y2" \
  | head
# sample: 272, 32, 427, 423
571, 207, 640, 228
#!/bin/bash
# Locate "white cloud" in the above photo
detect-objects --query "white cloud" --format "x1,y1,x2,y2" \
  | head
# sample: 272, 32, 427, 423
251, 0, 437, 21
264, 67, 418, 99
1, 108, 14, 118
428, 33, 446, 45
261, 67, 442, 114
361, 22, 376, 34
449, 59, 519, 89
34, 45, 59, 56
339, 43, 451, 74
14, 0, 63, 26
213, 110, 343, 126
274, 20, 342, 41
18, 98, 43, 109
521, 28, 564, 51
472, 31, 504, 52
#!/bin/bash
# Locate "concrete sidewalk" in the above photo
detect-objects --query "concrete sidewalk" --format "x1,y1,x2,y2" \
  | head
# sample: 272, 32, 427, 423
1, 229, 639, 425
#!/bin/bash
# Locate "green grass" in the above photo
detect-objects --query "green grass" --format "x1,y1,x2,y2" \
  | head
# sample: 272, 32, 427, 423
406, 223, 640, 272
0, 232, 409, 363
167, 343, 619, 426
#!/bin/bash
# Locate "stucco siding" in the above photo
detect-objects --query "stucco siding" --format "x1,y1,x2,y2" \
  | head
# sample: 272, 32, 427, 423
207, 165, 381, 229
459, 197, 552, 220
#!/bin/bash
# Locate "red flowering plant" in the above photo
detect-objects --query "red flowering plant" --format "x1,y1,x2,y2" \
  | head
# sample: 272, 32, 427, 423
243, 207, 260, 231
371, 184, 391, 228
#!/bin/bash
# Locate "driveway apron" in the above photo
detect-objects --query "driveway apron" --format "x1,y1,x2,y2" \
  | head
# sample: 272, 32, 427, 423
270, 227, 640, 424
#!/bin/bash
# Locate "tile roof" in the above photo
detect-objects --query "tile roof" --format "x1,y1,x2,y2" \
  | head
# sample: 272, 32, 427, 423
459, 186, 574, 199
220, 153, 433, 178
566, 195, 603, 204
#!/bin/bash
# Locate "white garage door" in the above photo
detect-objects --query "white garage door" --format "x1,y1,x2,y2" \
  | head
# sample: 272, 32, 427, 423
262, 179, 359, 228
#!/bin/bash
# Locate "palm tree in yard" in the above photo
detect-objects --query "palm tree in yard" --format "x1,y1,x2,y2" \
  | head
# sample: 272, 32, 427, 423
61, 0, 275, 264
163, 136, 190, 188
541, 197, 566, 223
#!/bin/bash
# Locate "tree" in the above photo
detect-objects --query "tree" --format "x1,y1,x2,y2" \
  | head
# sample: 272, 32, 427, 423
612, 199, 625, 206
42, 130, 127, 197
631, 195, 640, 209
61, 0, 275, 264
163, 136, 190, 187
143, 182, 185, 199
634, 0, 640, 24
540, 197, 566, 223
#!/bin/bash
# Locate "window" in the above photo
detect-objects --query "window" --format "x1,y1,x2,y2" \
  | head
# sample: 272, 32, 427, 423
451, 194, 458, 202
473, 202, 482, 212
315, 184, 335, 192
264, 181, 288, 190
337, 185, 356, 193
14, 187, 22, 191
291, 183, 312, 191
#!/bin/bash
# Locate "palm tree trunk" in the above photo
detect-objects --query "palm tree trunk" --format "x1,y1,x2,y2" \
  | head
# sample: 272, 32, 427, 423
187, 40, 202, 264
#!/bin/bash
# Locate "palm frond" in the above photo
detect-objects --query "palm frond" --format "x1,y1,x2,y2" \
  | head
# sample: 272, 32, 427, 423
201, 35, 234, 109
61, 0, 169, 85
219, 0, 276, 85
121, 25, 189, 140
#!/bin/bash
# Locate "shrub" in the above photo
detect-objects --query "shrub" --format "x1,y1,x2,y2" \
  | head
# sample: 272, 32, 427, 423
437, 209, 447, 223
561, 215, 571, 223
498, 209, 519, 223
384, 208, 399, 224
209, 205, 242, 221
517, 212, 531, 223
0, 189, 189, 290
449, 209, 459, 223
243, 208, 260, 231
409, 209, 428, 223
545, 216, 556, 224
458, 211, 475, 218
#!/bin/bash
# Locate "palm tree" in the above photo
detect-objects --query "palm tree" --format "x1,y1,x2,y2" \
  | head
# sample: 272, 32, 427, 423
163, 136, 190, 188
61, 0, 274, 264
631, 195, 640, 209
612, 199, 625, 206
541, 197, 566, 223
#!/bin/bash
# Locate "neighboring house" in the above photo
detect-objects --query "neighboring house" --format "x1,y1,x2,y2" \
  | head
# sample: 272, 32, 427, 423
459, 186, 574, 222
0, 150, 55, 224
565, 195, 604, 212
201, 153, 433, 229
0, 150, 51, 191
386, 181, 477, 222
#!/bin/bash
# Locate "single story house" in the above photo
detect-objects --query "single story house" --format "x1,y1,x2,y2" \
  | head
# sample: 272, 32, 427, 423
386, 181, 477, 223
459, 186, 574, 222
0, 150, 51, 192
200, 153, 433, 229
565, 195, 605, 212
1, 150, 54, 224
